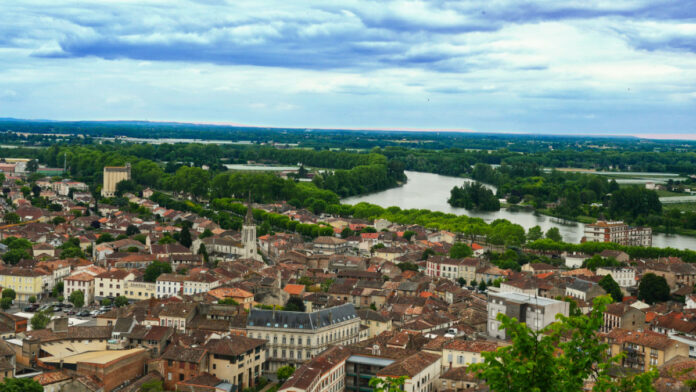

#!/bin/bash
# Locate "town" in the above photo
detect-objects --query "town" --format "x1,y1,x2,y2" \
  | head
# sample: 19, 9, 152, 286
0, 155, 692, 392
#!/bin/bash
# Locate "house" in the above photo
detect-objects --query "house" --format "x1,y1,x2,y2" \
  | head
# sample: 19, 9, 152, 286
602, 303, 646, 333
599, 250, 630, 263
357, 309, 392, 339
597, 267, 636, 288
160, 344, 209, 390
156, 273, 186, 298
183, 272, 220, 295
487, 292, 569, 339
0, 268, 47, 302
32, 243, 55, 258
565, 278, 606, 302
605, 328, 689, 371
439, 366, 479, 392
205, 335, 267, 389
521, 262, 558, 275
442, 339, 499, 369
127, 325, 174, 356
279, 346, 351, 392
376, 352, 441, 392
159, 302, 197, 332
207, 287, 254, 310
95, 269, 136, 300
313, 236, 349, 255
426, 256, 479, 284
64, 272, 96, 306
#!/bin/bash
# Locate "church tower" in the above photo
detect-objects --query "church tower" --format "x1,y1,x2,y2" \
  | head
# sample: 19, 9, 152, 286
242, 195, 260, 260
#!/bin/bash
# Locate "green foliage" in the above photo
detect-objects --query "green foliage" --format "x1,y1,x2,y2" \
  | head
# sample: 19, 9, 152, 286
2, 249, 30, 265
638, 273, 670, 304
144, 261, 173, 282
69, 290, 85, 308
470, 296, 658, 391
52, 282, 64, 298
340, 227, 355, 239
52, 216, 66, 225
96, 233, 114, 244
28, 295, 36, 303
114, 296, 129, 307
448, 182, 500, 211
526, 225, 543, 242
3, 212, 20, 224
321, 278, 334, 292
609, 186, 662, 221
583, 255, 623, 271
277, 365, 295, 382
2, 289, 16, 300
199, 228, 213, 239
369, 376, 408, 392
527, 238, 696, 263
402, 230, 415, 241
598, 275, 623, 303
218, 298, 239, 306
126, 224, 140, 236
0, 377, 44, 392
421, 248, 436, 260
397, 262, 419, 272
179, 226, 192, 248
139, 379, 164, 392
285, 296, 306, 312
101, 298, 112, 306
0, 298, 12, 310
449, 242, 473, 258
30, 310, 52, 330
545, 227, 563, 242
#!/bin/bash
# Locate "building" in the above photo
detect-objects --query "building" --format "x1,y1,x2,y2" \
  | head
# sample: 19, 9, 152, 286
183, 273, 220, 295
160, 345, 208, 390
597, 267, 636, 288
205, 335, 267, 389
601, 303, 646, 333
242, 202, 262, 261
376, 352, 441, 392
64, 272, 96, 305
442, 339, 498, 369
124, 279, 157, 301
279, 346, 351, 392
487, 292, 569, 339
0, 268, 46, 302
101, 164, 131, 198
313, 237, 350, 256
565, 278, 606, 302
583, 220, 652, 247
246, 303, 361, 373
425, 256, 479, 284
95, 269, 135, 300
357, 309, 392, 339
605, 328, 689, 371
156, 273, 186, 298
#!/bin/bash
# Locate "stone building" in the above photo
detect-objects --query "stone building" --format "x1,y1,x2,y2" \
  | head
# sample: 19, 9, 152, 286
101, 164, 131, 198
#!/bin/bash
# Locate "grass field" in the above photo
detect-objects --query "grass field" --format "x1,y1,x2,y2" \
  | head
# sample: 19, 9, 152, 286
663, 202, 696, 212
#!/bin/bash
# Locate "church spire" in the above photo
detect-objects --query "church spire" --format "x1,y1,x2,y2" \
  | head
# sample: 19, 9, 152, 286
245, 192, 254, 225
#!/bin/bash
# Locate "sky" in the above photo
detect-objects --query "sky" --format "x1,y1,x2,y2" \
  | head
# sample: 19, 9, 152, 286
1, 1, 695, 137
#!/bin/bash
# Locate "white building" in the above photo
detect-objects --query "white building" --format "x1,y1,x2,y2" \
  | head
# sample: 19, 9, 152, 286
64, 272, 96, 305
183, 273, 220, 295
596, 267, 636, 288
376, 352, 441, 392
156, 274, 186, 298
487, 292, 569, 339
94, 270, 135, 300
583, 220, 652, 247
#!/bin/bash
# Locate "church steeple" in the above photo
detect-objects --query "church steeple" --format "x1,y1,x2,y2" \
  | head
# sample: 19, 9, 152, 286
245, 192, 254, 225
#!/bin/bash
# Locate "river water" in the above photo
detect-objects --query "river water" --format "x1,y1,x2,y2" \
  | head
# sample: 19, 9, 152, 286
342, 171, 696, 250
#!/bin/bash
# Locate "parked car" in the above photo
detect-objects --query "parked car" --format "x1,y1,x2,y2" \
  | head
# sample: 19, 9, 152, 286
66, 310, 77, 316
77, 310, 91, 317
23, 304, 39, 312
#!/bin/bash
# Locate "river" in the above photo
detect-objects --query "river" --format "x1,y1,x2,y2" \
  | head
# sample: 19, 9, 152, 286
342, 171, 696, 250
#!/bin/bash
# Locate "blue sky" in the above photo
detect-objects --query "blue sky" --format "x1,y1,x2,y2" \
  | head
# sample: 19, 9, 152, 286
1, 1, 695, 137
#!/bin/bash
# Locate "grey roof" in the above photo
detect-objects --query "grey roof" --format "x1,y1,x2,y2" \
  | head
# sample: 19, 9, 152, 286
113, 317, 136, 334
567, 279, 596, 292
247, 303, 358, 330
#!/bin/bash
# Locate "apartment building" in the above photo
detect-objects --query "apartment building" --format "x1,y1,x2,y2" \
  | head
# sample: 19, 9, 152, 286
605, 328, 688, 371
487, 292, 569, 339
596, 267, 636, 288
376, 352, 441, 392
156, 274, 186, 298
64, 272, 96, 305
0, 268, 47, 302
95, 269, 135, 300
425, 256, 479, 284
279, 346, 351, 392
246, 303, 360, 373
583, 220, 652, 247
205, 336, 267, 389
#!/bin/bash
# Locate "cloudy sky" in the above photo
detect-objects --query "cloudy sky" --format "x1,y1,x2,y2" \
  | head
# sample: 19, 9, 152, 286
1, 1, 695, 137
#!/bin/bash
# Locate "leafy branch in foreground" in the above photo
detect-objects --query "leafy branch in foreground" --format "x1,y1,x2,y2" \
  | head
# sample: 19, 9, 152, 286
470, 295, 658, 392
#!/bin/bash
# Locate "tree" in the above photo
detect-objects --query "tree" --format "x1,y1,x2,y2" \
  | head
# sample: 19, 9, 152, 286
218, 298, 239, 306
0, 377, 43, 392
179, 226, 192, 248
638, 273, 670, 304
28, 295, 36, 304
457, 277, 466, 286
545, 227, 563, 242
26, 159, 39, 173
470, 296, 658, 391
448, 182, 500, 211
396, 262, 418, 272
114, 296, 129, 307
421, 248, 436, 260
277, 365, 295, 383
527, 225, 543, 242
96, 233, 114, 244
285, 296, 306, 312
69, 290, 85, 308
449, 243, 473, 258
478, 280, 487, 291
369, 376, 408, 392
126, 224, 140, 236
3, 212, 20, 224
2, 289, 16, 300
52, 281, 64, 298
1, 249, 29, 265
144, 261, 172, 282
30, 310, 52, 330
199, 229, 213, 239
340, 227, 355, 239
402, 230, 416, 241
598, 275, 623, 303
101, 298, 112, 306
0, 298, 11, 310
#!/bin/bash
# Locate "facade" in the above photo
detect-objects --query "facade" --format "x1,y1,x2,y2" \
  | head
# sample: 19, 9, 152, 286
280, 346, 351, 392
205, 336, 267, 389
101, 164, 131, 198
487, 292, 569, 339
605, 328, 689, 371
0, 268, 46, 302
425, 256, 478, 284
124, 280, 157, 301
183, 273, 220, 295
161, 345, 208, 390
583, 220, 652, 247
64, 272, 96, 305
246, 303, 361, 373
597, 267, 636, 288
357, 309, 392, 339
442, 339, 498, 369
156, 273, 186, 298
95, 270, 135, 300
376, 352, 441, 392
602, 303, 646, 333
